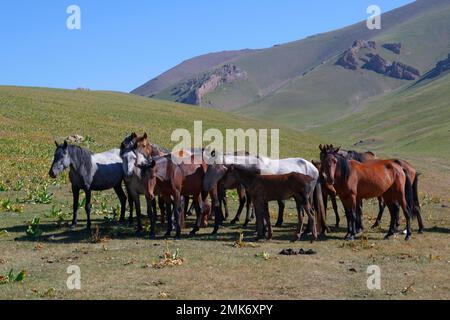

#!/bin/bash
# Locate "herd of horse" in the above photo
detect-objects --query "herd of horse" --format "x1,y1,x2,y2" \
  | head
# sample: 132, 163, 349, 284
48, 133, 424, 242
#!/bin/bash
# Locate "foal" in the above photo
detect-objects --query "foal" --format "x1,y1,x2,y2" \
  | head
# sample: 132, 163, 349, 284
226, 165, 318, 241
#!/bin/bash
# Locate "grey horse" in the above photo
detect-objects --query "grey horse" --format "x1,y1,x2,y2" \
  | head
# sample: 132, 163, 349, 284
49, 141, 128, 230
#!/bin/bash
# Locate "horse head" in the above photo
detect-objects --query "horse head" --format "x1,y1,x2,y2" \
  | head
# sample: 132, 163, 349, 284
49, 140, 71, 178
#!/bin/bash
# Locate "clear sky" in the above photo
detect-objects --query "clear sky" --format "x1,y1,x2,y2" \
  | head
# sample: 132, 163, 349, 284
0, 0, 413, 92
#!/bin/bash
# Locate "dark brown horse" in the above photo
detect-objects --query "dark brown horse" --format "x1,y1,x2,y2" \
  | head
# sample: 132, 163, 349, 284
225, 165, 324, 242
320, 147, 415, 240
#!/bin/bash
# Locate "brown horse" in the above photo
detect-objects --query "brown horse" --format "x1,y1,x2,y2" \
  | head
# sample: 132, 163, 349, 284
225, 165, 322, 242
318, 144, 386, 231
320, 147, 415, 241
137, 150, 212, 239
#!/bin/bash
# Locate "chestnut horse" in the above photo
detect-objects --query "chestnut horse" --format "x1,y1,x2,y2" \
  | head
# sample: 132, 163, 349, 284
318, 144, 386, 231
225, 165, 320, 241
320, 147, 415, 240
137, 150, 211, 239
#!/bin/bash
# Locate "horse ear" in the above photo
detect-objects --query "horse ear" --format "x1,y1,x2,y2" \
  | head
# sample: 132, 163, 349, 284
63, 140, 68, 149
131, 132, 137, 138
335, 147, 341, 154
54, 141, 59, 148
143, 132, 148, 139
319, 144, 323, 151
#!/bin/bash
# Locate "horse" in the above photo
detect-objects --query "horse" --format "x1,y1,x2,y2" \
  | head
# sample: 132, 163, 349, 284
49, 141, 128, 230
317, 144, 386, 231
225, 165, 319, 241
202, 151, 328, 234
320, 147, 415, 241
203, 164, 283, 228
137, 150, 211, 239
319, 144, 424, 233
120, 133, 169, 227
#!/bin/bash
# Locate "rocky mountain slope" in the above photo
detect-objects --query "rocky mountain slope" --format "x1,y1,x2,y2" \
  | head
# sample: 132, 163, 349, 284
132, 0, 450, 129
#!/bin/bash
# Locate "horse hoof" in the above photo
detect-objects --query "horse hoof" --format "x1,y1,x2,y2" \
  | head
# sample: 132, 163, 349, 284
418, 229, 424, 234
211, 229, 218, 235
149, 233, 156, 240
86, 225, 92, 231
405, 235, 411, 241
175, 235, 181, 240
384, 234, 393, 240
69, 224, 77, 230
275, 222, 283, 228
345, 235, 355, 241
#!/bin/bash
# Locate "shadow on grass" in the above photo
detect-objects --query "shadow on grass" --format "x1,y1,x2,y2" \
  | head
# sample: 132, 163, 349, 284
7, 215, 443, 244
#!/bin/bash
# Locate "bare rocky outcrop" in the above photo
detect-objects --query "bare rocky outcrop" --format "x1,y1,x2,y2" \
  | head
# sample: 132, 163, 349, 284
383, 43, 402, 54
422, 53, 450, 80
336, 40, 377, 69
362, 54, 420, 80
172, 64, 248, 105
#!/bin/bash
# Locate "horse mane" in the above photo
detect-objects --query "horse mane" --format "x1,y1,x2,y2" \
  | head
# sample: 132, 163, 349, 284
67, 144, 93, 174
346, 150, 364, 163
336, 154, 351, 182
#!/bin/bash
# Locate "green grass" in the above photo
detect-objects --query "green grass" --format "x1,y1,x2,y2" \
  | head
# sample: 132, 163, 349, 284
0, 86, 449, 300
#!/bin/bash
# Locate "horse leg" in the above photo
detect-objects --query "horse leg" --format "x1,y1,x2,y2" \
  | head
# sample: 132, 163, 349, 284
400, 197, 412, 242
254, 199, 265, 240
244, 194, 253, 228
189, 195, 201, 236
264, 201, 273, 240
173, 191, 182, 239
356, 200, 364, 234
70, 186, 80, 229
125, 185, 134, 226
134, 195, 143, 235
275, 200, 285, 227
146, 196, 156, 239
158, 197, 165, 224
218, 185, 228, 221
114, 185, 127, 224
331, 194, 340, 229
292, 197, 305, 242
384, 202, 398, 240
371, 197, 385, 229
84, 190, 92, 230
210, 189, 223, 235
231, 186, 246, 225
183, 196, 191, 217
164, 199, 173, 237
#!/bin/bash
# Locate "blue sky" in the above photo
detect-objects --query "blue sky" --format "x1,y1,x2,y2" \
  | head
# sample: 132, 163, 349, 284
0, 0, 412, 92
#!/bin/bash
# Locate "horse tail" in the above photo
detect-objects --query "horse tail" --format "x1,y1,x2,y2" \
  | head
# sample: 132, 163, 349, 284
403, 169, 414, 219
313, 181, 328, 234
412, 173, 421, 219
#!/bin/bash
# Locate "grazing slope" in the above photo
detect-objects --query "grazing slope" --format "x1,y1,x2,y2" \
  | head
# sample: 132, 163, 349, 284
0, 86, 320, 187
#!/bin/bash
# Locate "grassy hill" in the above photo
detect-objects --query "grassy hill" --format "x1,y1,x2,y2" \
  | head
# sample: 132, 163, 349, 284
133, 0, 450, 117
0, 86, 320, 191
237, 1, 450, 128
